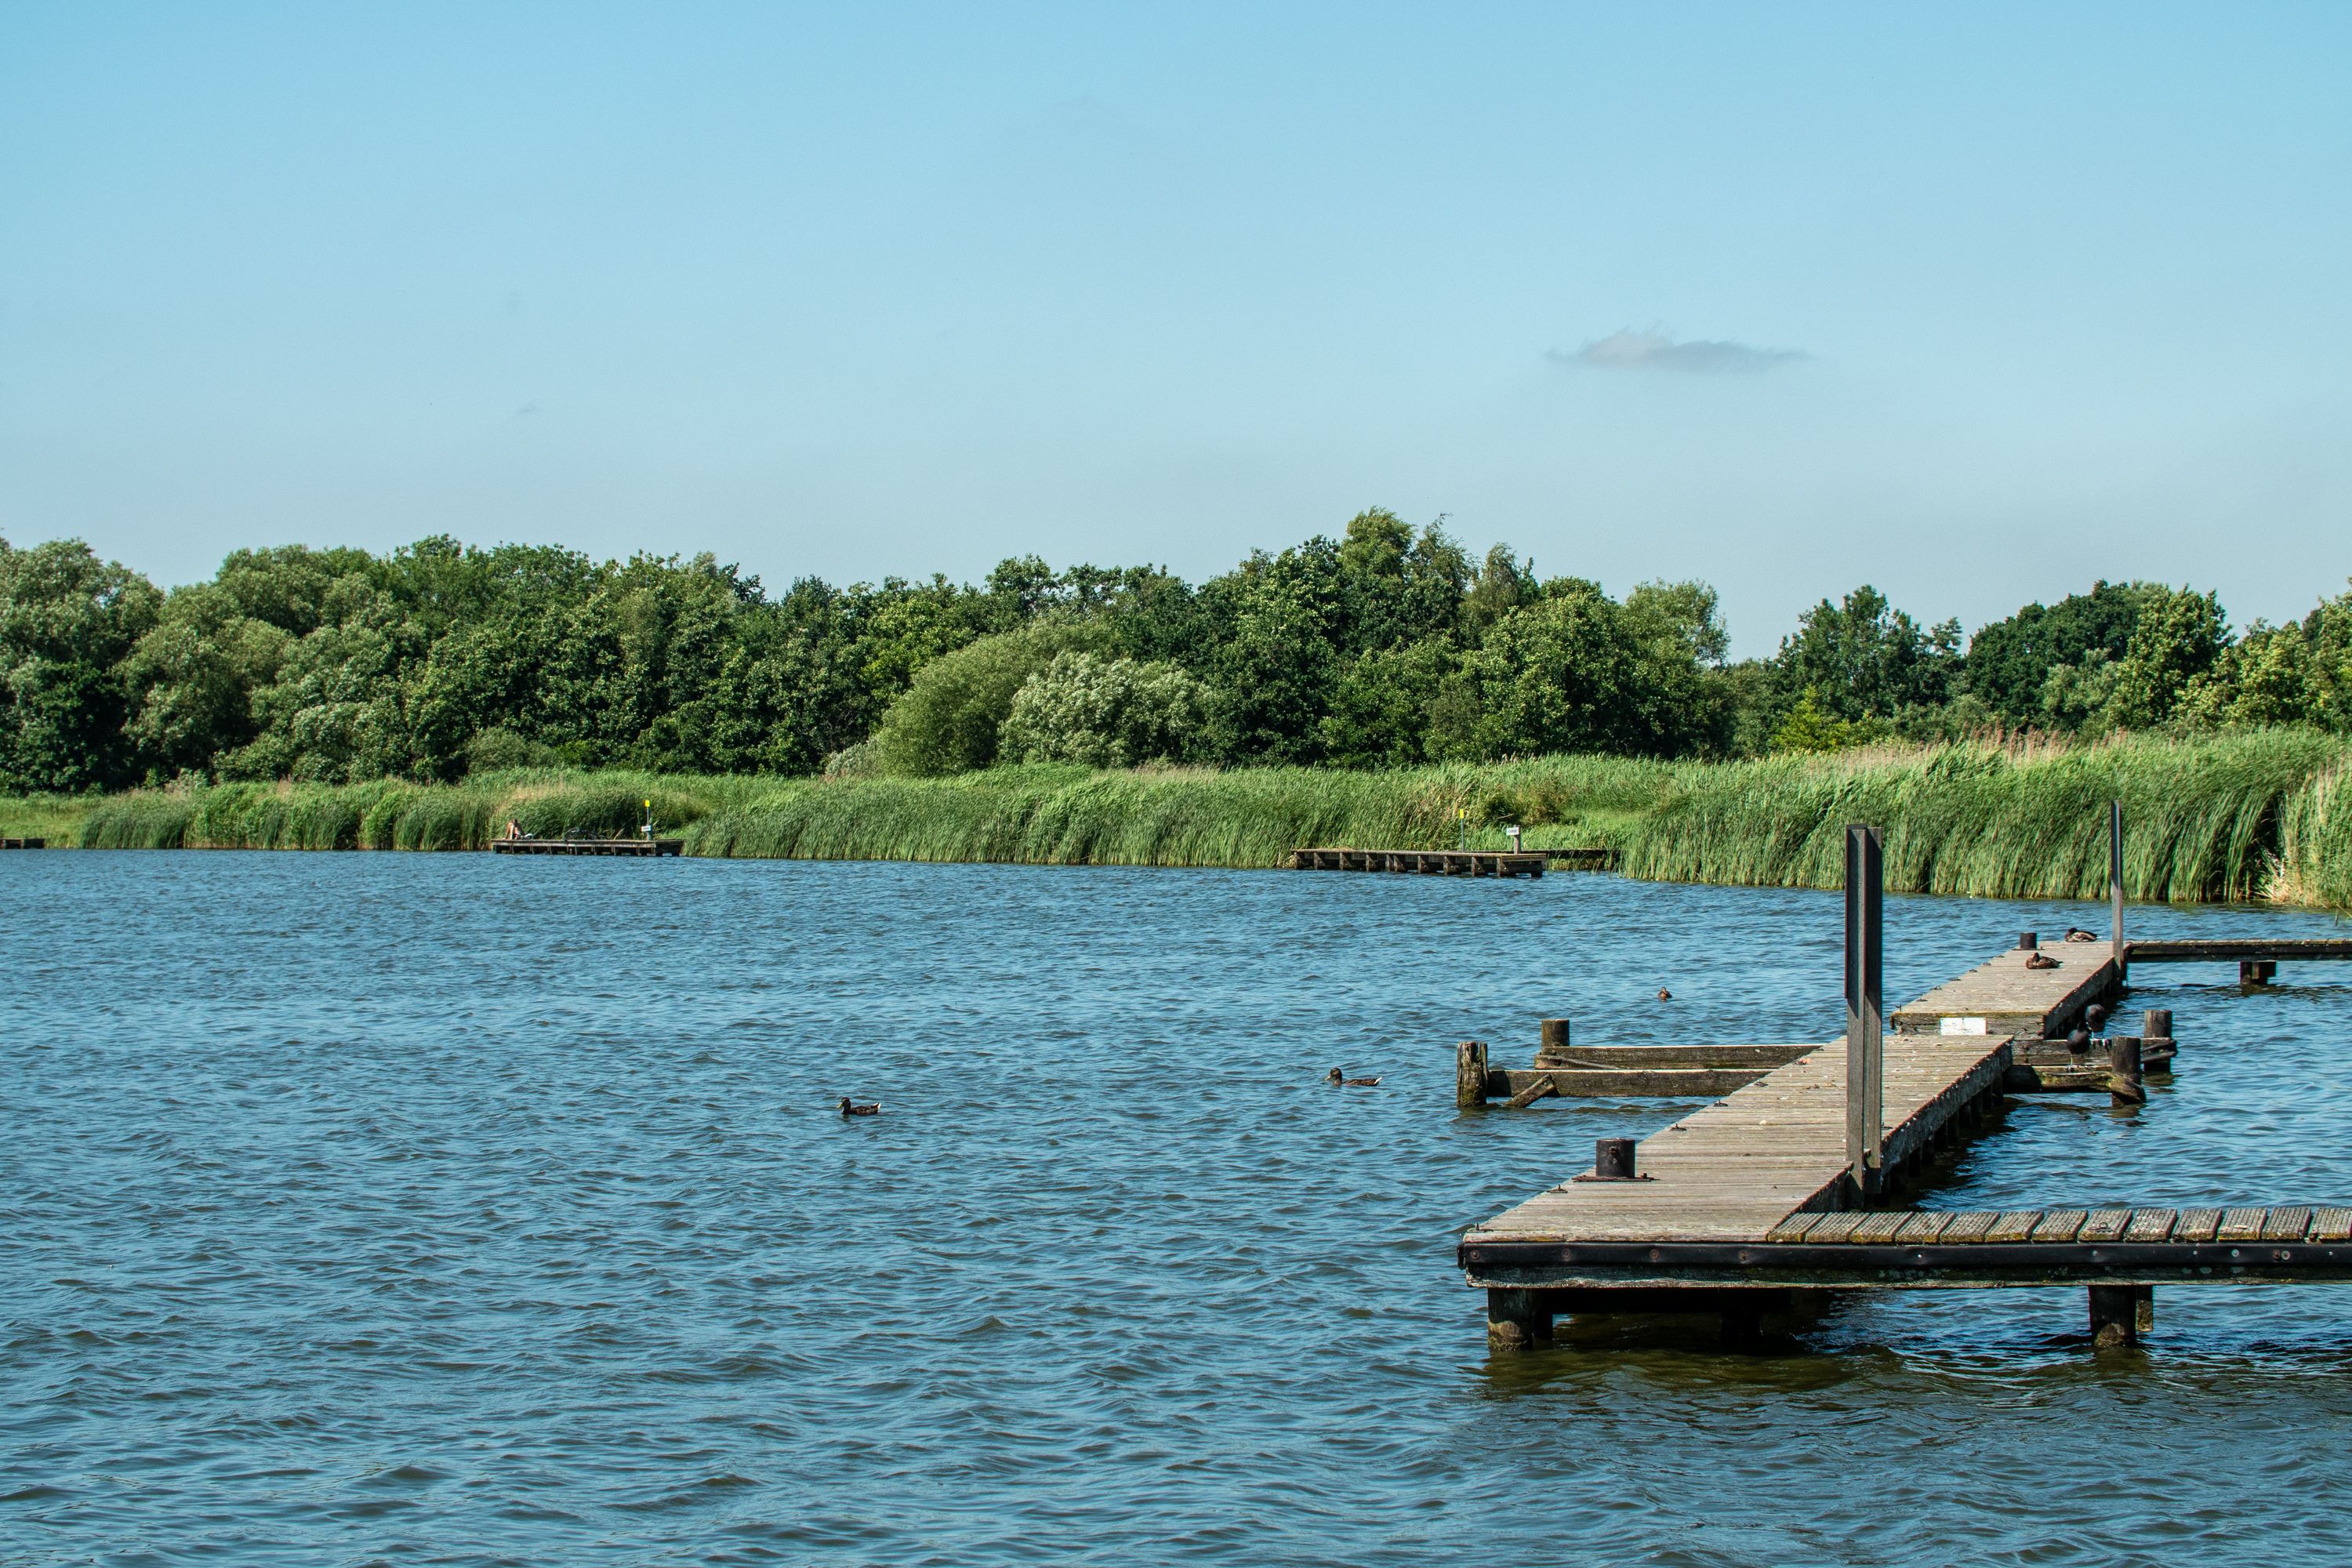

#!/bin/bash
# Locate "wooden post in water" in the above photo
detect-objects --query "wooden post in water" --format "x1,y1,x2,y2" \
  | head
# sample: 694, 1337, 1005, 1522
2089, 1284, 2151, 1346
1455, 1040, 1489, 1109
2108, 1036, 2145, 1107
1845, 824, 1885, 1197
2110, 799, 2125, 978
1486, 1287, 1552, 1352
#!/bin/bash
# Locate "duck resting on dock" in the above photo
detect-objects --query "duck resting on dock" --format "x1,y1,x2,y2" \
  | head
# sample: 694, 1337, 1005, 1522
2024, 951, 2060, 969
2064, 926, 2100, 942
1326, 1068, 1382, 1087
839, 1098, 881, 1116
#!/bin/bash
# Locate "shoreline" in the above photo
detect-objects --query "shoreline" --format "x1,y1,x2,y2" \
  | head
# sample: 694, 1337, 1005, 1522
8, 730, 2348, 910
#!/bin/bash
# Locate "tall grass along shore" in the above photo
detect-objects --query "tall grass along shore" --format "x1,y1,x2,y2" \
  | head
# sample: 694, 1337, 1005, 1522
15, 730, 2350, 911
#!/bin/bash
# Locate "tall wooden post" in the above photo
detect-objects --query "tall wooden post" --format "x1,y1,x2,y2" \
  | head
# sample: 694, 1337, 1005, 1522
2110, 800, 2125, 978
1845, 824, 1884, 1196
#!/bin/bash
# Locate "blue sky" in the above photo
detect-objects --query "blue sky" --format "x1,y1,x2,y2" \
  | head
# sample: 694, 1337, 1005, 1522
4, 3, 2347, 655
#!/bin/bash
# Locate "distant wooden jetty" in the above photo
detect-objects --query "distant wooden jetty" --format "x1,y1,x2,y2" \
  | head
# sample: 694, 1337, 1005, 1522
491, 837, 684, 857
1288, 847, 1548, 878
0, 837, 45, 849
1454, 813, 2352, 1351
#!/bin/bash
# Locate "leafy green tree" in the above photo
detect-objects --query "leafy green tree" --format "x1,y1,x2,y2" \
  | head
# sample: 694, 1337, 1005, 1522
0, 536, 162, 791
1769, 687, 1851, 752
1962, 580, 2147, 721
122, 584, 294, 776
1316, 641, 1464, 767
997, 652, 1210, 766
2107, 585, 2227, 729
872, 623, 1114, 775
1202, 542, 1346, 764
1773, 586, 1961, 720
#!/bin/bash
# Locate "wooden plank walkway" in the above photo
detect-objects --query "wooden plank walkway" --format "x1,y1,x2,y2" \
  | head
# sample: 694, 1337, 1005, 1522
1889, 940, 2121, 1039
1289, 848, 1545, 877
490, 837, 684, 857
1465, 1031, 2010, 1245
1459, 936, 2347, 1345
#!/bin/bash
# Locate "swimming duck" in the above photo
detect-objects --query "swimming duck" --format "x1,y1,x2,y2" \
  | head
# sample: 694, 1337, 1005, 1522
1657, 988, 1672, 1001
1326, 1068, 1382, 1087
2024, 951, 2060, 970
839, 1098, 881, 1116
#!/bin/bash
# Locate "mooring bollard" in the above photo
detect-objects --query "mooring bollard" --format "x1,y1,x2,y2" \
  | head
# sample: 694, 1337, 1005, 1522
2019, 931, 2038, 950
1595, 1138, 1637, 1180
1455, 1040, 1490, 1109
2109, 1035, 2145, 1107
1539, 1018, 1571, 1061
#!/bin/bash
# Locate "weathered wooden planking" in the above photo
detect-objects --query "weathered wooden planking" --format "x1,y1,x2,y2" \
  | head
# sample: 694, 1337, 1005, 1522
1490, 1066, 1770, 1099
1533, 1043, 1820, 1071
2127, 939, 2352, 964
1465, 1032, 2010, 1245
1889, 944, 2120, 1040
1461, 1210, 2352, 1289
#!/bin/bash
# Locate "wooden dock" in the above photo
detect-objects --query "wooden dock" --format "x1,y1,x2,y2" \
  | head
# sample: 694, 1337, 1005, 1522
2125, 937, 2352, 985
1458, 926, 2340, 1348
0, 837, 45, 849
1289, 847, 1546, 877
490, 837, 684, 857
1889, 936, 2120, 1039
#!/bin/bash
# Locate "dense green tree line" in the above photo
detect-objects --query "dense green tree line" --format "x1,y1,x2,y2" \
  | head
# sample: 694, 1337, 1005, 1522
4, 514, 2348, 793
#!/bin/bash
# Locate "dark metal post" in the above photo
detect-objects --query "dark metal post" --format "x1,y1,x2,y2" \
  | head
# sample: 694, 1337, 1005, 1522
2110, 800, 2125, 976
1845, 824, 1884, 1193
1595, 1138, 1637, 1180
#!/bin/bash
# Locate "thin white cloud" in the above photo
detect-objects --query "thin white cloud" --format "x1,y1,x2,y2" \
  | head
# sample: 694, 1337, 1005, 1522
1553, 328, 1808, 373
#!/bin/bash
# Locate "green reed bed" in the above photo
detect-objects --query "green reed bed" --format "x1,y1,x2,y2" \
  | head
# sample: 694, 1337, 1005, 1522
74, 770, 739, 853
32, 732, 2352, 909
1614, 730, 2352, 905
688, 756, 1675, 868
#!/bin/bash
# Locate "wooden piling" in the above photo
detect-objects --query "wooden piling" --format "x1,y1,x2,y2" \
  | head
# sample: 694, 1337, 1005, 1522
1455, 1041, 1490, 1109
2089, 1284, 2151, 1346
1486, 1287, 1552, 1352
2109, 1036, 2145, 1107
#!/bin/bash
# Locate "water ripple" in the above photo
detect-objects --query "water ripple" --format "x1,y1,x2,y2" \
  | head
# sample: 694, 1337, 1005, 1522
3, 851, 2349, 1563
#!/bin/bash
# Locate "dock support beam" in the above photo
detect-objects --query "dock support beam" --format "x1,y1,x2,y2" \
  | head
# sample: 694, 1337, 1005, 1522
1845, 824, 1885, 1196
1486, 1287, 1552, 1352
2089, 1285, 2153, 1347
1455, 1040, 1489, 1108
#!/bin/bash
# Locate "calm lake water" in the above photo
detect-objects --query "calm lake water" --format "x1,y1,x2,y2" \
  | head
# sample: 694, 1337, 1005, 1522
5, 850, 2352, 1565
